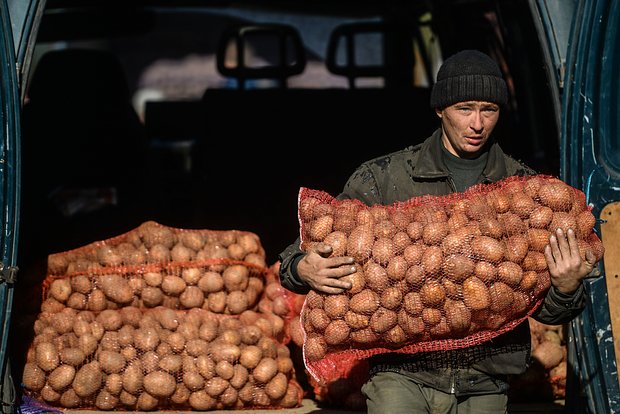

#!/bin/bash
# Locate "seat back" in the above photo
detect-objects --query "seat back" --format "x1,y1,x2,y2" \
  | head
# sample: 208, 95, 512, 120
22, 48, 147, 198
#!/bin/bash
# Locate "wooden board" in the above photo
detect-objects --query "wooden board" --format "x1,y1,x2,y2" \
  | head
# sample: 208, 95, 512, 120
600, 202, 620, 372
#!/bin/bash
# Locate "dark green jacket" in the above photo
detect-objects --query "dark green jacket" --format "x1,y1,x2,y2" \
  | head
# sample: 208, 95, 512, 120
278, 128, 586, 396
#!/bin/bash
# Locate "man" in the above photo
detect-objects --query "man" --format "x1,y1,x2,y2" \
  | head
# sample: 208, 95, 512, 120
278, 49, 598, 413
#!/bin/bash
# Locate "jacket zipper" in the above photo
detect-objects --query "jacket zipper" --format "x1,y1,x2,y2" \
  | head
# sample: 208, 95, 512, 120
449, 369, 457, 394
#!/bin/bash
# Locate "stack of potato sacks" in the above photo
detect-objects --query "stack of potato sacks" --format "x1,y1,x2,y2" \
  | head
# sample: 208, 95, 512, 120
20, 221, 303, 411
293, 175, 603, 408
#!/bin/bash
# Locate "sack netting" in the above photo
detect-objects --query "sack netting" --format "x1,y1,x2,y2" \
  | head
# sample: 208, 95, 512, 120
297, 175, 604, 384
41, 221, 270, 315
22, 221, 304, 410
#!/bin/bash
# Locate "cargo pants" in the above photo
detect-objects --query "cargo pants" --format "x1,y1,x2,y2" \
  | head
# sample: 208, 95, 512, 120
361, 371, 508, 414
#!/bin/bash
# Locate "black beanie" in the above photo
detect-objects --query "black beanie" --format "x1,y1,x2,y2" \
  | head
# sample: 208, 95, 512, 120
430, 49, 508, 109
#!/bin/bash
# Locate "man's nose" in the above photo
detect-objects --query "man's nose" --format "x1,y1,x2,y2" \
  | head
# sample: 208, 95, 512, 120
471, 111, 483, 131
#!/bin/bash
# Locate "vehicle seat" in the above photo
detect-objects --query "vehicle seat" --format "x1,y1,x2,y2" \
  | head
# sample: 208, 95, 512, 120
21, 48, 147, 205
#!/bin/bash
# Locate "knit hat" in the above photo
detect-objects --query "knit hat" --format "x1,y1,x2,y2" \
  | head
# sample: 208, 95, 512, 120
430, 49, 508, 109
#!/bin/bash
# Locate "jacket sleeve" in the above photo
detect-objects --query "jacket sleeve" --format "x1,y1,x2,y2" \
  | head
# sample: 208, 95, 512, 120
278, 164, 380, 294
531, 283, 586, 324
531, 259, 602, 324
277, 237, 311, 294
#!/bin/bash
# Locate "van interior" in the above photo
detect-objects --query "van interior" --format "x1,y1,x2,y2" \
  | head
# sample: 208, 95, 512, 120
13, 0, 564, 404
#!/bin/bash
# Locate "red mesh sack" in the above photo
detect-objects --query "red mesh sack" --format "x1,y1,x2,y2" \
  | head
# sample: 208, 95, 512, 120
40, 221, 270, 315
297, 175, 604, 384
22, 306, 304, 410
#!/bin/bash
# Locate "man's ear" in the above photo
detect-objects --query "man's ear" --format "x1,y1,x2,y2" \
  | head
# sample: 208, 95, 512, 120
435, 108, 443, 118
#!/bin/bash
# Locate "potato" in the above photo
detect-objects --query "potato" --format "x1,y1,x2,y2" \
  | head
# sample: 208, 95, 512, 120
136, 391, 159, 411
304, 334, 327, 361
346, 225, 374, 263
369, 308, 398, 333
171, 242, 195, 262
510, 192, 536, 219
252, 357, 279, 384
462, 276, 490, 310
421, 245, 443, 276
442, 254, 475, 282
171, 383, 191, 405
322, 294, 348, 319
470, 236, 505, 263
72, 361, 103, 397
308, 215, 334, 241
182, 370, 205, 392
422, 221, 449, 245
419, 280, 446, 308
87, 289, 108, 312
180, 285, 205, 308
532, 340, 565, 369
59, 388, 81, 408
324, 319, 351, 344
99, 274, 133, 304
98, 350, 126, 374
575, 209, 596, 239
78, 333, 98, 357
403, 244, 424, 265
189, 390, 217, 410
421, 307, 442, 326
380, 286, 403, 310
349, 289, 379, 315
140, 221, 176, 249
530, 206, 554, 229
22, 362, 46, 391
133, 327, 160, 352
48, 278, 72, 302
489, 282, 515, 312
95, 389, 119, 410
478, 217, 504, 239
35, 341, 59, 372
265, 372, 288, 400
143, 371, 177, 398
349, 327, 380, 344
497, 261, 523, 287
538, 182, 574, 212
222, 264, 249, 292
226, 290, 250, 315
40, 384, 60, 403
105, 373, 123, 395
445, 300, 471, 333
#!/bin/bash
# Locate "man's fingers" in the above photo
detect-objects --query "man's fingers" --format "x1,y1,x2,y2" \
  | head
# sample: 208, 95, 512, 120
548, 233, 561, 262
554, 228, 569, 255
585, 249, 597, 266
544, 244, 557, 273
566, 229, 581, 257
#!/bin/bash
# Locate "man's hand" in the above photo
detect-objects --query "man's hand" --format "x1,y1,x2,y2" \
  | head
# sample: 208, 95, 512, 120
544, 228, 597, 294
297, 243, 357, 294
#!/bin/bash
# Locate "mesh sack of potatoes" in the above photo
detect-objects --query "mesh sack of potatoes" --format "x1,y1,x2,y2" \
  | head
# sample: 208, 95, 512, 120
261, 262, 307, 346
21, 306, 304, 411
40, 221, 269, 315
508, 318, 568, 401
297, 175, 604, 384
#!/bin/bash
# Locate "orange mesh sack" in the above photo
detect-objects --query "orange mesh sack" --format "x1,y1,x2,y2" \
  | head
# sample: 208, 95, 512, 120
40, 221, 269, 315
21, 306, 304, 410
297, 175, 604, 384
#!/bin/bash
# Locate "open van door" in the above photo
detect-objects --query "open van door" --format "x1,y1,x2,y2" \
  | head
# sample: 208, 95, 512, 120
560, 1, 620, 413
530, 0, 620, 412
0, 0, 44, 413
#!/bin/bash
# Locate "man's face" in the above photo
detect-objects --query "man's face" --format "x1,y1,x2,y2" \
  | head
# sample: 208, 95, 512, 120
436, 100, 500, 159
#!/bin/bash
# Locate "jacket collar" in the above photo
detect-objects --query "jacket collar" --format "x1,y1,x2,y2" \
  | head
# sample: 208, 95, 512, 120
410, 128, 509, 183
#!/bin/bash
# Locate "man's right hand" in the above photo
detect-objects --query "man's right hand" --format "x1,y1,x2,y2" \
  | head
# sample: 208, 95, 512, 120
297, 243, 357, 294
